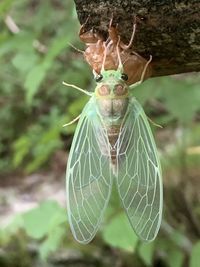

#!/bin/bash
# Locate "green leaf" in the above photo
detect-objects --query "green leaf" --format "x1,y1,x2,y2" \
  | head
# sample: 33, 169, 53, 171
13, 136, 31, 167
157, 238, 184, 267
24, 35, 73, 104
162, 78, 200, 123
168, 249, 184, 267
102, 213, 138, 252
0, 0, 14, 15
45, 35, 71, 63
138, 242, 155, 266
24, 63, 49, 104
0, 31, 35, 57
39, 226, 66, 259
133, 78, 159, 105
22, 200, 66, 239
12, 52, 39, 73
190, 241, 200, 267
25, 126, 61, 173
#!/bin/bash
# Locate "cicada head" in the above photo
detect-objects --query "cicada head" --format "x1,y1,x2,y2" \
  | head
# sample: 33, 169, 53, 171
94, 70, 129, 122
94, 69, 129, 99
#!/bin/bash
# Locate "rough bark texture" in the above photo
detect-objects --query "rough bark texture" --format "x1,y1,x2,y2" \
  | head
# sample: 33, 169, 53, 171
74, 0, 200, 77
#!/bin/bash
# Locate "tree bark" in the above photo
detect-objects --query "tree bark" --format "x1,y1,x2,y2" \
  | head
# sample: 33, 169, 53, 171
74, 0, 200, 77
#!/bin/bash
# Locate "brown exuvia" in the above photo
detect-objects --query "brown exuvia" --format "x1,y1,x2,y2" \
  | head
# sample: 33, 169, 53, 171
79, 18, 152, 85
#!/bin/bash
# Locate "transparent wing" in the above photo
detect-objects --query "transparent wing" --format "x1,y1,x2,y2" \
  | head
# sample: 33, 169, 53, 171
116, 98, 163, 241
66, 98, 113, 244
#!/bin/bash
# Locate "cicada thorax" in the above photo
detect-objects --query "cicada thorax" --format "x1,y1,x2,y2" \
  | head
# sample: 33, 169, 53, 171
94, 75, 129, 169
79, 21, 152, 85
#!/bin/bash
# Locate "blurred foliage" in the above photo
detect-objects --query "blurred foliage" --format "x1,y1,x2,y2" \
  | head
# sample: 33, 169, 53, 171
0, 1, 200, 267
0, 0, 91, 174
102, 212, 138, 251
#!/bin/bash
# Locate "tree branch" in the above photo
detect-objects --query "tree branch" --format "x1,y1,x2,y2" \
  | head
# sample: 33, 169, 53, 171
74, 0, 200, 77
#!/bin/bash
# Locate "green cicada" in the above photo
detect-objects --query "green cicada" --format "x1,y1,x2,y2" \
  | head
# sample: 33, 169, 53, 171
64, 49, 163, 244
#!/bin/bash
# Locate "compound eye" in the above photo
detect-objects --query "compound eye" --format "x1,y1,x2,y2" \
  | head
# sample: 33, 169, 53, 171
95, 74, 103, 82
121, 73, 128, 81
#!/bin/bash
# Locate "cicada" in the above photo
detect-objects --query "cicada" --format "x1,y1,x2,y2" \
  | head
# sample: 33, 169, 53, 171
64, 34, 163, 244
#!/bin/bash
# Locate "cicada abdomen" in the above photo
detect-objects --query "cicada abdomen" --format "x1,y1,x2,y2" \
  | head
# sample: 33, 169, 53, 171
94, 70, 129, 172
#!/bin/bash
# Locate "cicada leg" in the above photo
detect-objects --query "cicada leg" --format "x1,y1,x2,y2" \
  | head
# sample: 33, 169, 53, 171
147, 116, 163, 128
63, 114, 81, 127
62, 78, 93, 127
100, 41, 108, 72
79, 16, 90, 39
79, 16, 104, 45
120, 20, 137, 50
67, 42, 84, 54
129, 55, 153, 89
107, 16, 137, 50
62, 81, 93, 96
116, 36, 124, 72
107, 16, 119, 45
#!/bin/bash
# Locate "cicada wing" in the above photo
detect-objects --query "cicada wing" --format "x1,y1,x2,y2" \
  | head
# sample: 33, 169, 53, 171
66, 98, 113, 244
116, 98, 163, 241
